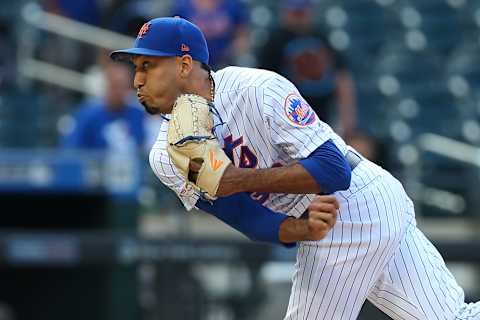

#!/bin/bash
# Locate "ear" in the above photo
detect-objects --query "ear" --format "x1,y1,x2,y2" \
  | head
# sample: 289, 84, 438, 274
178, 55, 193, 78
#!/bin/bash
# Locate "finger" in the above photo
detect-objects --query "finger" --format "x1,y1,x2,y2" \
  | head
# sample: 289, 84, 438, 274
309, 211, 336, 228
312, 195, 340, 209
308, 202, 337, 215
189, 159, 202, 172
308, 218, 330, 234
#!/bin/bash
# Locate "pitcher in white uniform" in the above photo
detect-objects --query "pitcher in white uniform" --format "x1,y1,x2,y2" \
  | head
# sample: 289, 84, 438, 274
111, 17, 480, 320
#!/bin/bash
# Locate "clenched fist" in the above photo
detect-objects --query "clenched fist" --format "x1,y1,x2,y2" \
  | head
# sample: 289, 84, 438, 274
279, 195, 339, 244
306, 195, 339, 241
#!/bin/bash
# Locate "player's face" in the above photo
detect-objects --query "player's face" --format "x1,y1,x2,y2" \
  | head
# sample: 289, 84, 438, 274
132, 55, 181, 114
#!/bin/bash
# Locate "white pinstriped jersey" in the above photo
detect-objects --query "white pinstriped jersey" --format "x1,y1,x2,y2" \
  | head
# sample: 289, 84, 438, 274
149, 66, 480, 320
150, 66, 351, 216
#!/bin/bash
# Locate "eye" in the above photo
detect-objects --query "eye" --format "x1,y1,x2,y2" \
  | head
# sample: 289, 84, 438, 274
142, 61, 151, 70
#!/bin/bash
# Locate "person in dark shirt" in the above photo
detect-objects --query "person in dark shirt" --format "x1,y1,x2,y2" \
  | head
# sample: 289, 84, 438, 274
258, 0, 357, 137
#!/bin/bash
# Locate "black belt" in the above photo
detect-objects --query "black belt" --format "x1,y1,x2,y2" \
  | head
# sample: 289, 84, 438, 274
300, 149, 362, 220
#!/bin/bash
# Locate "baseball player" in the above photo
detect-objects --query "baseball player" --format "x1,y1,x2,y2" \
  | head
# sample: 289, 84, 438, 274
111, 17, 480, 320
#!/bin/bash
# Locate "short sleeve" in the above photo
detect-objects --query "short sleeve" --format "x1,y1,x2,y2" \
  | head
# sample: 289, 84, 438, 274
148, 124, 199, 211
262, 75, 333, 159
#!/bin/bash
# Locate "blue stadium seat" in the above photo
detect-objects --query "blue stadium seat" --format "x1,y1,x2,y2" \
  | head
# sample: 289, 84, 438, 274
374, 47, 443, 97
447, 44, 480, 88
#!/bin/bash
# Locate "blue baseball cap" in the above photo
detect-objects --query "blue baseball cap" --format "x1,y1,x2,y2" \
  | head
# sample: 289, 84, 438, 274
110, 17, 209, 65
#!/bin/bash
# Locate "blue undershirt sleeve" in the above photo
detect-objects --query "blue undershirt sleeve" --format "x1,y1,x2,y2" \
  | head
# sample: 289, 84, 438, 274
298, 139, 351, 194
195, 193, 295, 248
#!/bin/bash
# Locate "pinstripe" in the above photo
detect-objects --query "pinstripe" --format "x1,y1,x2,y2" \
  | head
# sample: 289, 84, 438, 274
370, 183, 394, 275
214, 68, 227, 92
296, 245, 310, 320
217, 67, 239, 93
363, 186, 395, 293
336, 195, 366, 320
393, 259, 409, 302
410, 231, 452, 315
378, 178, 401, 253
404, 235, 444, 319
290, 246, 305, 318
346, 194, 374, 320
302, 227, 336, 319
419, 231, 464, 305
365, 195, 391, 285
226, 90, 266, 167
246, 88, 272, 166
373, 286, 417, 308
353, 190, 385, 315
371, 292, 422, 320
313, 199, 354, 320
379, 179, 402, 256
301, 245, 318, 320
398, 241, 429, 316
300, 204, 346, 319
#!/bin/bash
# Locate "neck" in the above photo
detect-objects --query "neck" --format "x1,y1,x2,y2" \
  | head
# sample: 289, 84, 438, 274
184, 70, 212, 102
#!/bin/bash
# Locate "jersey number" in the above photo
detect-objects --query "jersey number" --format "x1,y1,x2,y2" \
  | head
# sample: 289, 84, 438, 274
223, 135, 269, 203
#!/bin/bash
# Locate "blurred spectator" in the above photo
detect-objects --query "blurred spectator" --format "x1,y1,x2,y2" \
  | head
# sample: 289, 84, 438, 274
345, 130, 388, 169
106, 0, 170, 37
41, 0, 101, 26
172, 0, 250, 69
346, 130, 378, 162
257, 0, 357, 137
61, 62, 146, 152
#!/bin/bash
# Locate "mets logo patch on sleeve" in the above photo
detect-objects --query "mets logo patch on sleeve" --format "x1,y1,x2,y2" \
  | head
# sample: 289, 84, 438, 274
284, 93, 317, 126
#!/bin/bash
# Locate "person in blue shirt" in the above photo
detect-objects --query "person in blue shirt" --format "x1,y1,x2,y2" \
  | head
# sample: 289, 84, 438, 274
172, 0, 250, 69
62, 62, 146, 151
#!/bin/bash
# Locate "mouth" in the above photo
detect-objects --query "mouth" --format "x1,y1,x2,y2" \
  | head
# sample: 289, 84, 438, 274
137, 93, 147, 103
137, 94, 158, 114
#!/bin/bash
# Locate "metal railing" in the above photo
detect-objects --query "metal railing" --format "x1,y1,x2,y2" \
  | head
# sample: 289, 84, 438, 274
418, 133, 480, 167
18, 2, 134, 94
413, 133, 480, 216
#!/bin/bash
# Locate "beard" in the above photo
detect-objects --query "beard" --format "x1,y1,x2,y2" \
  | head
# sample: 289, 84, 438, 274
140, 101, 158, 115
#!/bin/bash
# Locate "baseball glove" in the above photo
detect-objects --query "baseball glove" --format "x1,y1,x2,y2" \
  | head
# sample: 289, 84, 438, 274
167, 94, 231, 198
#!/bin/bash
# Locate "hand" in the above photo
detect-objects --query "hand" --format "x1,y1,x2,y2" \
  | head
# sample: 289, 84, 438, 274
278, 195, 339, 244
305, 195, 339, 241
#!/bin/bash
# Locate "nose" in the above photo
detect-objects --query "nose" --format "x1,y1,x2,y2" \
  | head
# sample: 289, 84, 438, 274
134, 71, 145, 90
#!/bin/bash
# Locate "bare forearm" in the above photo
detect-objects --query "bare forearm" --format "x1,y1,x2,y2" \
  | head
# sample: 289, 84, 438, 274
217, 163, 321, 196
278, 217, 310, 243
279, 196, 338, 243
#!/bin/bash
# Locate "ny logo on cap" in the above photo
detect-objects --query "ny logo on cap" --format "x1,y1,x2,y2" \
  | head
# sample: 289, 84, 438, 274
137, 22, 151, 39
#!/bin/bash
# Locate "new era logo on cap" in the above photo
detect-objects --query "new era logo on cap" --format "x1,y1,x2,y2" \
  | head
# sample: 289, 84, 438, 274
181, 44, 190, 52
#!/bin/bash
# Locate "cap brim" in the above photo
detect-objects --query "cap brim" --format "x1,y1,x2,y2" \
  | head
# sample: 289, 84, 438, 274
110, 47, 178, 62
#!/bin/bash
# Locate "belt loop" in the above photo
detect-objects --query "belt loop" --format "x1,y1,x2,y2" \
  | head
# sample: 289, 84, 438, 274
346, 149, 362, 170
